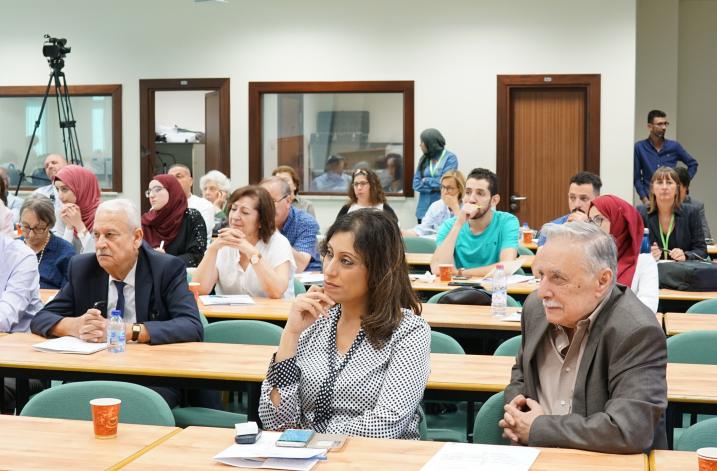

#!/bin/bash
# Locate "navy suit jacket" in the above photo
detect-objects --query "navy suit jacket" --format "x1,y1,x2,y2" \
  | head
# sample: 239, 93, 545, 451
31, 242, 203, 344
638, 203, 707, 260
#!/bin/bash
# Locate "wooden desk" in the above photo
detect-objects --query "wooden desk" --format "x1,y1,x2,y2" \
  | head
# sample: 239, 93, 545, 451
123, 426, 647, 471
200, 298, 293, 322
708, 244, 717, 256
39, 288, 56, 304
0, 415, 179, 471
405, 253, 535, 270
664, 312, 717, 335
649, 450, 698, 470
658, 288, 717, 302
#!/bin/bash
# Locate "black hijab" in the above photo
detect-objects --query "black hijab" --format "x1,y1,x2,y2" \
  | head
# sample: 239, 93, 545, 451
418, 128, 446, 172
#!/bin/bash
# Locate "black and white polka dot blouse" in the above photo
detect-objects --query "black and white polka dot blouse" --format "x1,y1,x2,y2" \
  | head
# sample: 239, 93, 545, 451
258, 304, 431, 440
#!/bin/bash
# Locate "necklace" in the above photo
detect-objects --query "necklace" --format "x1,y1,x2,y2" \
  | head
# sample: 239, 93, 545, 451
27, 233, 51, 266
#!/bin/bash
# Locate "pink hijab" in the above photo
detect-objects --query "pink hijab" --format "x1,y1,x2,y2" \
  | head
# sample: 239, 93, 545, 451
54, 165, 101, 231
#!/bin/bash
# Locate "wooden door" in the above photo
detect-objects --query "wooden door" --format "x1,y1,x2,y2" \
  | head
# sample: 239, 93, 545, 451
497, 75, 600, 231
204, 91, 220, 172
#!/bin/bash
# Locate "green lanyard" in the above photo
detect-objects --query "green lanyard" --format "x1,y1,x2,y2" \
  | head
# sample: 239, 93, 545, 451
428, 150, 447, 177
659, 215, 675, 260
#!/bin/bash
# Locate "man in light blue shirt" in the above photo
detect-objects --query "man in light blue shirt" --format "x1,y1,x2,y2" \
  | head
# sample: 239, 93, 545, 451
310, 155, 352, 193
1, 232, 43, 412
431, 168, 519, 276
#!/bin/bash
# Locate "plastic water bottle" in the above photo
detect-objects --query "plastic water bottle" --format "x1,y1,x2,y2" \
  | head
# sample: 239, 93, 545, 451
641, 228, 650, 254
491, 263, 508, 318
107, 309, 126, 353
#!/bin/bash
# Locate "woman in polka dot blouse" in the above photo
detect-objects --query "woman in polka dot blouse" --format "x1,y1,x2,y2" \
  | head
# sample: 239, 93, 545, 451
259, 209, 431, 439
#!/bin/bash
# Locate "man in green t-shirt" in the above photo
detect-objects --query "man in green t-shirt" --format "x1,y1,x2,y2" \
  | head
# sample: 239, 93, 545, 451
431, 168, 519, 277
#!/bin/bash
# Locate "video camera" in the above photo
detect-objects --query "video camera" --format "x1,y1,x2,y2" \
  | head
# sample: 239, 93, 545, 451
42, 35, 70, 69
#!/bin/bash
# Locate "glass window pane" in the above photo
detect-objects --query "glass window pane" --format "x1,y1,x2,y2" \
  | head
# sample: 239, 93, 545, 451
0, 95, 114, 190
261, 92, 405, 194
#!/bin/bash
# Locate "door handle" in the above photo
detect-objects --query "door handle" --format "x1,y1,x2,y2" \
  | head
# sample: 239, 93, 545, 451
510, 195, 527, 202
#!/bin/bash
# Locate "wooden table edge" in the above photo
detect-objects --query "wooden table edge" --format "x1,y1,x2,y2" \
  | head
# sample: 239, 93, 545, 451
107, 427, 183, 471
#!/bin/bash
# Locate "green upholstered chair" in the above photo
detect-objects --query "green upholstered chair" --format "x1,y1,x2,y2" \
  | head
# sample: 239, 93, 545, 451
21, 381, 175, 426
675, 417, 717, 451
172, 320, 282, 428
294, 277, 307, 295
472, 390, 510, 445
686, 298, 717, 314
667, 331, 717, 364
517, 245, 534, 256
493, 335, 522, 357
199, 311, 209, 327
403, 236, 437, 254
431, 331, 465, 355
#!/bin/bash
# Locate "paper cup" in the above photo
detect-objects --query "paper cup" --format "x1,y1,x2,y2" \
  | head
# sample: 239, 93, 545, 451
90, 398, 121, 439
438, 264, 453, 282
522, 229, 534, 244
188, 282, 200, 302
698, 448, 717, 471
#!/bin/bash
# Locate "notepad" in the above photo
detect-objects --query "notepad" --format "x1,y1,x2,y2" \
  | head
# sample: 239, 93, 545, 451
32, 336, 108, 354
199, 295, 255, 306
213, 431, 327, 470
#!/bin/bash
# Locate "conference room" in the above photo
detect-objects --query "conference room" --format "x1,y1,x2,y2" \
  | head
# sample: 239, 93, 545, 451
2, 0, 717, 469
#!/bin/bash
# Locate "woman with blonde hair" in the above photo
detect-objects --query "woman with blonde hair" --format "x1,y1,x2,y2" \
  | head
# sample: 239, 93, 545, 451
403, 170, 464, 238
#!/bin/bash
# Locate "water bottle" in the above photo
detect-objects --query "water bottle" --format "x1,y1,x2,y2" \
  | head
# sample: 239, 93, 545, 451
641, 228, 650, 254
107, 309, 126, 353
491, 263, 508, 318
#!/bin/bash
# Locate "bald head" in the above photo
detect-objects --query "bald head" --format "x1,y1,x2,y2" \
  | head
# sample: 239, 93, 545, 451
44, 154, 67, 180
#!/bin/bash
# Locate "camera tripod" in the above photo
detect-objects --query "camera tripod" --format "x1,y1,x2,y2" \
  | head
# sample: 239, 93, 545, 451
14, 36, 83, 195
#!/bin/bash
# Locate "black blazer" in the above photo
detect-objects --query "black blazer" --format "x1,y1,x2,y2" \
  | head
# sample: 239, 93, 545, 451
335, 203, 398, 224
31, 242, 203, 344
164, 208, 207, 268
639, 204, 707, 260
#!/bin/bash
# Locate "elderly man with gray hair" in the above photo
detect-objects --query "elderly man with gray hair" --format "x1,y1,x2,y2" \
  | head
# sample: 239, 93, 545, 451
500, 222, 667, 453
31, 198, 204, 407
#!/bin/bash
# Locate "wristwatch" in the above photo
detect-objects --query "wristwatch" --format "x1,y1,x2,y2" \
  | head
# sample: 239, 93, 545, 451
131, 323, 142, 342
250, 252, 262, 265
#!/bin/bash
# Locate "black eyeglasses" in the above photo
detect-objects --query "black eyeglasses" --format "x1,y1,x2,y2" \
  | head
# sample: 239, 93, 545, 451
21, 224, 49, 234
588, 215, 605, 226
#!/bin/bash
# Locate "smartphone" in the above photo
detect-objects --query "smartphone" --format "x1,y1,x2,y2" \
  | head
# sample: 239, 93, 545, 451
452, 275, 469, 280
235, 429, 262, 444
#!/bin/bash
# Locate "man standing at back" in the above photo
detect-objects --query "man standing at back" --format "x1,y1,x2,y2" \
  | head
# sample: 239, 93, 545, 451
634, 109, 698, 205
168, 164, 215, 241
537, 171, 602, 246
430, 167, 519, 277
260, 177, 321, 272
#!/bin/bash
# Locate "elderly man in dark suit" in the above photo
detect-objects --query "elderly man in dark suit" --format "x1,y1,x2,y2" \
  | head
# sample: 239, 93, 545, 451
31, 198, 205, 406
500, 222, 667, 454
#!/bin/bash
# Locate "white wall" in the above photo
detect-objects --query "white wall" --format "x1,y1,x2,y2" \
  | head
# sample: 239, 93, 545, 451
0, 0, 637, 230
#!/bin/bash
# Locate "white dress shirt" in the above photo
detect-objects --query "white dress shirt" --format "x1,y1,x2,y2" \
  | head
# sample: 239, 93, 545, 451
0, 234, 42, 332
631, 253, 659, 313
107, 260, 138, 323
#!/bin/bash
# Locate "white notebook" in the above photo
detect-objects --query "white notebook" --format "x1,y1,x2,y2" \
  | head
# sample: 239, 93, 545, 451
32, 336, 108, 354
199, 295, 255, 306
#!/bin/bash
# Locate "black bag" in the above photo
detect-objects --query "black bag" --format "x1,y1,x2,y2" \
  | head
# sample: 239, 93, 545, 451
438, 286, 492, 305
657, 260, 717, 291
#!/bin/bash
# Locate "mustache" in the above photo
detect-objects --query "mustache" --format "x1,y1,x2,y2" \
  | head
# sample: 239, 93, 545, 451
542, 300, 563, 310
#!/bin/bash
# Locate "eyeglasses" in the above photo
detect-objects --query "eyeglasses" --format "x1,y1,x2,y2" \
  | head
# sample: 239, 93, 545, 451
273, 194, 289, 204
588, 215, 605, 226
352, 181, 370, 188
144, 186, 166, 198
21, 224, 49, 235
440, 185, 457, 192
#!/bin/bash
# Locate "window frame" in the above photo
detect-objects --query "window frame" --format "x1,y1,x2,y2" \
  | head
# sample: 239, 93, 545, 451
0, 84, 122, 192
248, 81, 415, 197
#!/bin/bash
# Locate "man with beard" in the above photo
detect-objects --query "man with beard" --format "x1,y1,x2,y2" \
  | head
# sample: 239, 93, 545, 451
634, 109, 698, 206
431, 167, 519, 277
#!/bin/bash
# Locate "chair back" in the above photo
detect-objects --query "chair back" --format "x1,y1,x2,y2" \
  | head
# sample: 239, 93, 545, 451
431, 331, 465, 354
199, 311, 209, 327
20, 381, 175, 426
432, 287, 521, 307
686, 298, 717, 314
517, 245, 534, 256
473, 391, 510, 445
675, 417, 717, 451
666, 331, 717, 364
204, 319, 283, 346
494, 335, 522, 357
294, 277, 307, 295
403, 236, 437, 254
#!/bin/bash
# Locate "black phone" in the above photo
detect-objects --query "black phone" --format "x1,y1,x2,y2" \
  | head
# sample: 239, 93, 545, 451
447, 281, 484, 288
235, 429, 262, 444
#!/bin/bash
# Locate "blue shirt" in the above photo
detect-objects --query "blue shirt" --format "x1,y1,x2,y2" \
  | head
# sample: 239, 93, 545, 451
412, 150, 458, 220
412, 199, 454, 237
280, 206, 321, 272
536, 214, 570, 246
436, 210, 520, 269
634, 138, 698, 199
0, 234, 43, 332
310, 172, 352, 193
20, 233, 76, 289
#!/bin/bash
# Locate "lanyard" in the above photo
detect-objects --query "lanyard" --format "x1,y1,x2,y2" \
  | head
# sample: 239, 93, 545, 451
428, 149, 447, 178
659, 215, 675, 260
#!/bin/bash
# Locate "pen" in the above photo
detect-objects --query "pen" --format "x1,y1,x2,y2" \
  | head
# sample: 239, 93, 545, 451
159, 240, 165, 250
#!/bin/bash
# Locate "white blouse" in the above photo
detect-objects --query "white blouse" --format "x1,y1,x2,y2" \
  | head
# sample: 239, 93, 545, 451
631, 253, 659, 313
215, 231, 296, 299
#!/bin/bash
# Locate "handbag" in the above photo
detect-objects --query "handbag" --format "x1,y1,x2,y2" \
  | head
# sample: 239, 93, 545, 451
438, 286, 493, 305
657, 260, 717, 291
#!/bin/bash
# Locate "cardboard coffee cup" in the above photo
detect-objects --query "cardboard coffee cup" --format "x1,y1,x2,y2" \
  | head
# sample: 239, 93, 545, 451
438, 264, 453, 282
90, 398, 121, 439
698, 448, 717, 471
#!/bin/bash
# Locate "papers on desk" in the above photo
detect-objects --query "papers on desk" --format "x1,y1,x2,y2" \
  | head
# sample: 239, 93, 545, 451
214, 431, 327, 470
199, 295, 254, 306
421, 442, 540, 471
498, 311, 522, 322
409, 271, 436, 283
32, 336, 108, 354
295, 272, 324, 284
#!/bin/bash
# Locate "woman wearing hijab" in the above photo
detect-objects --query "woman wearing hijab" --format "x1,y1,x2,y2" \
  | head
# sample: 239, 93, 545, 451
588, 195, 659, 312
142, 174, 207, 267
412, 129, 458, 223
54, 165, 101, 253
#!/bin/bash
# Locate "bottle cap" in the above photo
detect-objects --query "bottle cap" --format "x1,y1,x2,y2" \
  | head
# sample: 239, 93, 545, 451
496, 263, 504, 270
110, 309, 121, 317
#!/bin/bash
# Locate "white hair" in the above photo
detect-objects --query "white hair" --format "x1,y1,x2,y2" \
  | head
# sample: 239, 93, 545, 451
540, 221, 617, 287
95, 198, 141, 230
199, 170, 231, 193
